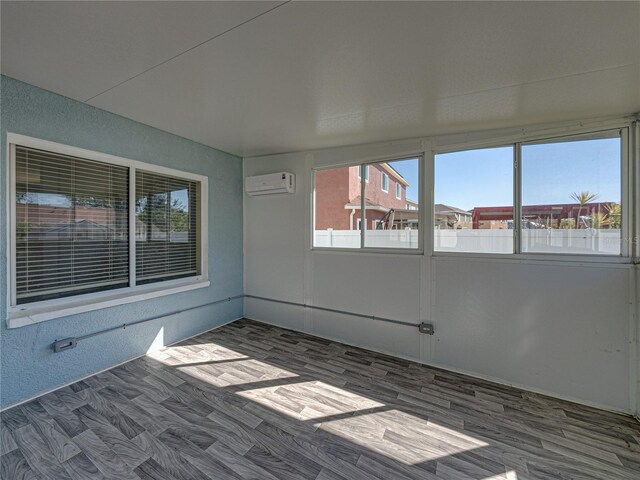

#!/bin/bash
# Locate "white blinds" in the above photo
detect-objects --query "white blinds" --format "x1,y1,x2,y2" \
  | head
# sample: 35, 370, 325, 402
135, 170, 198, 284
15, 146, 129, 304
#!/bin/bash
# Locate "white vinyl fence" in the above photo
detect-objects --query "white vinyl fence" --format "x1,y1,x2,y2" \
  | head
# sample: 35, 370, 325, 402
520, 229, 621, 255
315, 229, 621, 254
434, 229, 512, 254
314, 229, 419, 249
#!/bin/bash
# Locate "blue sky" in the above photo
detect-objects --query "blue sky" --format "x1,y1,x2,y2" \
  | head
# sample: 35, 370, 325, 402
432, 137, 621, 212
28, 138, 621, 215
389, 158, 420, 203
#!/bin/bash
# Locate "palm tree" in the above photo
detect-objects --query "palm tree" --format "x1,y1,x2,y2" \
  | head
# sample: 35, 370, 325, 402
605, 203, 621, 229
570, 191, 599, 229
588, 212, 608, 229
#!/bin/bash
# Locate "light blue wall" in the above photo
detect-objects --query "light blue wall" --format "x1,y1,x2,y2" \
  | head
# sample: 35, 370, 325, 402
0, 76, 244, 408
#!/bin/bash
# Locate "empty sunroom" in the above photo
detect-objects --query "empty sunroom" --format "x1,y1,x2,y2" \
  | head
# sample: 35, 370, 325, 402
1, 2, 639, 479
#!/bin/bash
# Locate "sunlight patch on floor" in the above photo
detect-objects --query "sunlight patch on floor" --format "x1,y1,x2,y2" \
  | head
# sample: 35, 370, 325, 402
238, 380, 385, 421
168, 361, 299, 388
168, 356, 252, 366
480, 471, 519, 480
146, 349, 171, 361
144, 334, 495, 470
149, 341, 253, 365
191, 343, 253, 360
320, 408, 489, 465
147, 341, 300, 387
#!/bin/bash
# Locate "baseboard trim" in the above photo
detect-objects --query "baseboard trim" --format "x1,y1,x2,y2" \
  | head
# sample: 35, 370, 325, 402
0, 316, 242, 412
244, 314, 634, 418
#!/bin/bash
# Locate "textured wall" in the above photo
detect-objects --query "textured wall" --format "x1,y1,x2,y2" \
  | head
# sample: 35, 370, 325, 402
0, 76, 244, 408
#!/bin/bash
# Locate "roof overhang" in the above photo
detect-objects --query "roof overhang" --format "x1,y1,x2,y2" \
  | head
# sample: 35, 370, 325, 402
344, 204, 390, 213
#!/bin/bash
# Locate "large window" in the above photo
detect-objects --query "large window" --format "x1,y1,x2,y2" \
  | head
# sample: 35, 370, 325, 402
520, 132, 622, 255
8, 136, 207, 316
381, 173, 389, 192
434, 129, 627, 257
434, 147, 513, 254
135, 171, 198, 283
14, 146, 129, 304
313, 157, 421, 251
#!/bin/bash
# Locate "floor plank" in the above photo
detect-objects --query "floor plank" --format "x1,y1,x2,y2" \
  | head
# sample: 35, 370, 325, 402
2, 318, 639, 480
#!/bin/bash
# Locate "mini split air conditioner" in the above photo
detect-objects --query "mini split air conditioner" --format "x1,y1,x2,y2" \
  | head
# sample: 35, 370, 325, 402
245, 172, 295, 196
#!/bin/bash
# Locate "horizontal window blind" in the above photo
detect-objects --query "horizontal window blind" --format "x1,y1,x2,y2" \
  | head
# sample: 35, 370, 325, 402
15, 146, 129, 304
135, 170, 198, 285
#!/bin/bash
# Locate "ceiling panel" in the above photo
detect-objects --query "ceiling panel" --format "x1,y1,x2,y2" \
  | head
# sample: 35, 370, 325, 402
2, 1, 639, 157
0, 1, 282, 101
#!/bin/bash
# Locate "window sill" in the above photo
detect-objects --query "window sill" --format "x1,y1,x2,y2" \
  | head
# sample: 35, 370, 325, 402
6, 279, 210, 329
312, 247, 424, 255
431, 251, 631, 266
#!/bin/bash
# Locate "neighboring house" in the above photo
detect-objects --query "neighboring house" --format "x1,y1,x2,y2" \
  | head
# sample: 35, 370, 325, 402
434, 204, 472, 229
315, 163, 417, 230
28, 219, 113, 240
406, 199, 419, 211
16, 202, 189, 241
16, 203, 127, 240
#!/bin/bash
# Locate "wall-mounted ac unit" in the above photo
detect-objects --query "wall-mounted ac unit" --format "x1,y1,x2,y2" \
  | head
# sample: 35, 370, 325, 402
246, 172, 295, 196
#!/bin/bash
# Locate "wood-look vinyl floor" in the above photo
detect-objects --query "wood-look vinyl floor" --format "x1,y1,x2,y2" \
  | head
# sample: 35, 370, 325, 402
2, 318, 639, 480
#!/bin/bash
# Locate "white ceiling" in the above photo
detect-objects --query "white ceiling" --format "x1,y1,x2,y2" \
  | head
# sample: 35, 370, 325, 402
2, 1, 639, 157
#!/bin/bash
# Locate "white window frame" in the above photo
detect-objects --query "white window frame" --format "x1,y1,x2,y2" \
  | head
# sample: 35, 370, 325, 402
396, 182, 401, 199
432, 124, 634, 264
312, 155, 424, 255
381, 172, 389, 192
6, 133, 209, 328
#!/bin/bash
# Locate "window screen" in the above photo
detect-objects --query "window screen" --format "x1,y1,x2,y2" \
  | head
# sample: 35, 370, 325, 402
15, 146, 129, 304
135, 170, 198, 284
